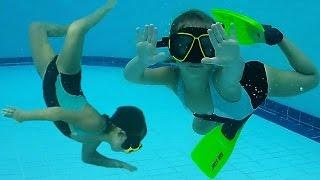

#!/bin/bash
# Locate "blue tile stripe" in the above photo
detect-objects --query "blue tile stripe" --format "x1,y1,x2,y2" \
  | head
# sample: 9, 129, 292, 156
255, 99, 320, 143
0, 56, 129, 67
0, 57, 33, 66
1, 56, 319, 143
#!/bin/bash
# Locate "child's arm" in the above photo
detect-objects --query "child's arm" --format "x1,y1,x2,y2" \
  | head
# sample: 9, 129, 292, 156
265, 36, 320, 97
81, 142, 137, 171
203, 23, 245, 102
1, 106, 103, 132
124, 25, 176, 87
2, 106, 77, 122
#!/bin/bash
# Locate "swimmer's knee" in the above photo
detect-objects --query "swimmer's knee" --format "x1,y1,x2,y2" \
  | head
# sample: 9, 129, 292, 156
29, 22, 42, 33
29, 22, 48, 40
192, 118, 218, 135
192, 124, 213, 135
68, 20, 89, 36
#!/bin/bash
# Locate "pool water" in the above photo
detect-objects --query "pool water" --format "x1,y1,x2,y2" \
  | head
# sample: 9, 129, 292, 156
0, 65, 319, 179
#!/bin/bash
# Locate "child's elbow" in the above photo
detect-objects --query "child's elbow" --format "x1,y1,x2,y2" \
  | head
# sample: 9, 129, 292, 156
302, 73, 320, 92
123, 69, 141, 83
309, 71, 320, 89
314, 71, 320, 86
82, 154, 94, 164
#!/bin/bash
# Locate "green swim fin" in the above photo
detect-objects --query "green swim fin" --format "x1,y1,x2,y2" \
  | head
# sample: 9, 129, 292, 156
191, 117, 248, 178
212, 9, 265, 45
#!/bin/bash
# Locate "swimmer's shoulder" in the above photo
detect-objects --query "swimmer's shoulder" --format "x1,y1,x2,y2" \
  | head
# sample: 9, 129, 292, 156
77, 104, 106, 132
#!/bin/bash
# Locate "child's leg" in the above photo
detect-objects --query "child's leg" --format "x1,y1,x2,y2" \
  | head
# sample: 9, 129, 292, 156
56, 1, 116, 74
192, 117, 218, 135
29, 23, 69, 79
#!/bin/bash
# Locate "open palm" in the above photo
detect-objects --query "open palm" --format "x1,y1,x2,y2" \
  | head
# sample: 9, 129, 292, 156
202, 23, 241, 67
136, 24, 167, 66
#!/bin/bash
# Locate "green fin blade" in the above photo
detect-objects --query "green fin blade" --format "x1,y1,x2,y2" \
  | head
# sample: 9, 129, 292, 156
191, 124, 243, 178
212, 9, 265, 45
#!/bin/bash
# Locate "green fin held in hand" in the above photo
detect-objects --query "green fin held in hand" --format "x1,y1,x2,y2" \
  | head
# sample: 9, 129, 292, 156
212, 9, 265, 45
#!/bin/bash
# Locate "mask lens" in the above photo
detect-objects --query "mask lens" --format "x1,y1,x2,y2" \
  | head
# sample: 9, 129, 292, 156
169, 34, 194, 61
199, 36, 215, 57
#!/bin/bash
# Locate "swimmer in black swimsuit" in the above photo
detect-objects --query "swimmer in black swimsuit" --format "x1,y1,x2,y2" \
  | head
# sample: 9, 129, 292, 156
124, 9, 319, 134
1, 0, 146, 172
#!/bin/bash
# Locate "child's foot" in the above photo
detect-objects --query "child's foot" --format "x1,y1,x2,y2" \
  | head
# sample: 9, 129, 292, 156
106, 0, 117, 9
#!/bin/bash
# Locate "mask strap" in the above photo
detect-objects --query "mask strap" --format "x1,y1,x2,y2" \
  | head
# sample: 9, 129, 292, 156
156, 37, 169, 48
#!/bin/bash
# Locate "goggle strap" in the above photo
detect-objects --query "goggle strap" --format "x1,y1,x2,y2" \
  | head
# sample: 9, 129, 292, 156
156, 37, 169, 48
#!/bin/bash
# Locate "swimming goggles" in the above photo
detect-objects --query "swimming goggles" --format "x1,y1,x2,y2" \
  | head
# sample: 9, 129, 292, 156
157, 27, 215, 63
124, 144, 142, 153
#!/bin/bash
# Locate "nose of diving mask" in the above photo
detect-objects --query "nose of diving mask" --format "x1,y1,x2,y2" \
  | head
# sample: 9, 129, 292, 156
184, 39, 205, 63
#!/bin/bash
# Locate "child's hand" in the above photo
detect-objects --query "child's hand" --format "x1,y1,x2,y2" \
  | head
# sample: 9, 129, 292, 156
1, 106, 25, 123
263, 25, 283, 45
136, 24, 167, 66
201, 23, 241, 67
121, 162, 137, 172
111, 159, 137, 172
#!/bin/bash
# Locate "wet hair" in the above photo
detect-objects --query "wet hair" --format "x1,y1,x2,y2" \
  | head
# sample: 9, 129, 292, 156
102, 106, 147, 149
170, 9, 216, 35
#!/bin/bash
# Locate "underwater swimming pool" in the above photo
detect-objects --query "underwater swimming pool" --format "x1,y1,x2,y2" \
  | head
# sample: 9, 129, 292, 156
0, 62, 319, 180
